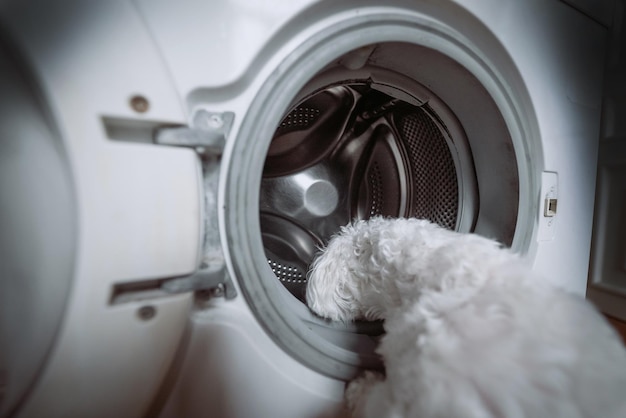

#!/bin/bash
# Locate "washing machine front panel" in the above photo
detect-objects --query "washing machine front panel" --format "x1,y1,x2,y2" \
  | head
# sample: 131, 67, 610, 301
196, 0, 606, 394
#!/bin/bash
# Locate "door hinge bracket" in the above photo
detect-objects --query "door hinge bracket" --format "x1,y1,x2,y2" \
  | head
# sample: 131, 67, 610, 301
154, 110, 234, 155
161, 261, 236, 299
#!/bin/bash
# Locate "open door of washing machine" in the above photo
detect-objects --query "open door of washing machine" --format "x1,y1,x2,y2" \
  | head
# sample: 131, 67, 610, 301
0, 32, 77, 418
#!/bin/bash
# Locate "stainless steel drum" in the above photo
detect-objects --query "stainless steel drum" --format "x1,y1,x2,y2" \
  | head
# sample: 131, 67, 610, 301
260, 81, 477, 300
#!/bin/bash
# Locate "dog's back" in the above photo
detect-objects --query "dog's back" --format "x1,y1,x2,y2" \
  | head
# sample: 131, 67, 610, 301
377, 272, 626, 418
307, 217, 626, 418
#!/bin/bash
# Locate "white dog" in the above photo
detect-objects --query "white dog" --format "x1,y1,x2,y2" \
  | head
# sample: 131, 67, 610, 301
306, 217, 626, 418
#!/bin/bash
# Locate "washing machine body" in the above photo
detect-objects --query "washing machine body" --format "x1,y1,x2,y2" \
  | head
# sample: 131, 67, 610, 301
0, 0, 613, 417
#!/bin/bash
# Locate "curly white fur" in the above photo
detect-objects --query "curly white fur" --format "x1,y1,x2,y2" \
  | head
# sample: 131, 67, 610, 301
306, 217, 626, 418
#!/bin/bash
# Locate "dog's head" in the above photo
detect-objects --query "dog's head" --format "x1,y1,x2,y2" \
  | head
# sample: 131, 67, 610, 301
305, 221, 394, 322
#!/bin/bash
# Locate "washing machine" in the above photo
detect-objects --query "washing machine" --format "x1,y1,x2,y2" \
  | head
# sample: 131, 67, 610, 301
0, 0, 616, 417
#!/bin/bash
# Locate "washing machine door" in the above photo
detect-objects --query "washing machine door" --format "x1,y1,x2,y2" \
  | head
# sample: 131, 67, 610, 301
0, 3, 202, 417
0, 33, 76, 417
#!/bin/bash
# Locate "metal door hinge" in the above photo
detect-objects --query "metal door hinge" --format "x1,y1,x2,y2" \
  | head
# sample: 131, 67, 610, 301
161, 262, 236, 299
155, 110, 234, 155
110, 109, 238, 305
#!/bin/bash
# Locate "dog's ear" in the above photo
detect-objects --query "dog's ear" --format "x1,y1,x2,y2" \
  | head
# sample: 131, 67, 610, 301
306, 234, 364, 322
